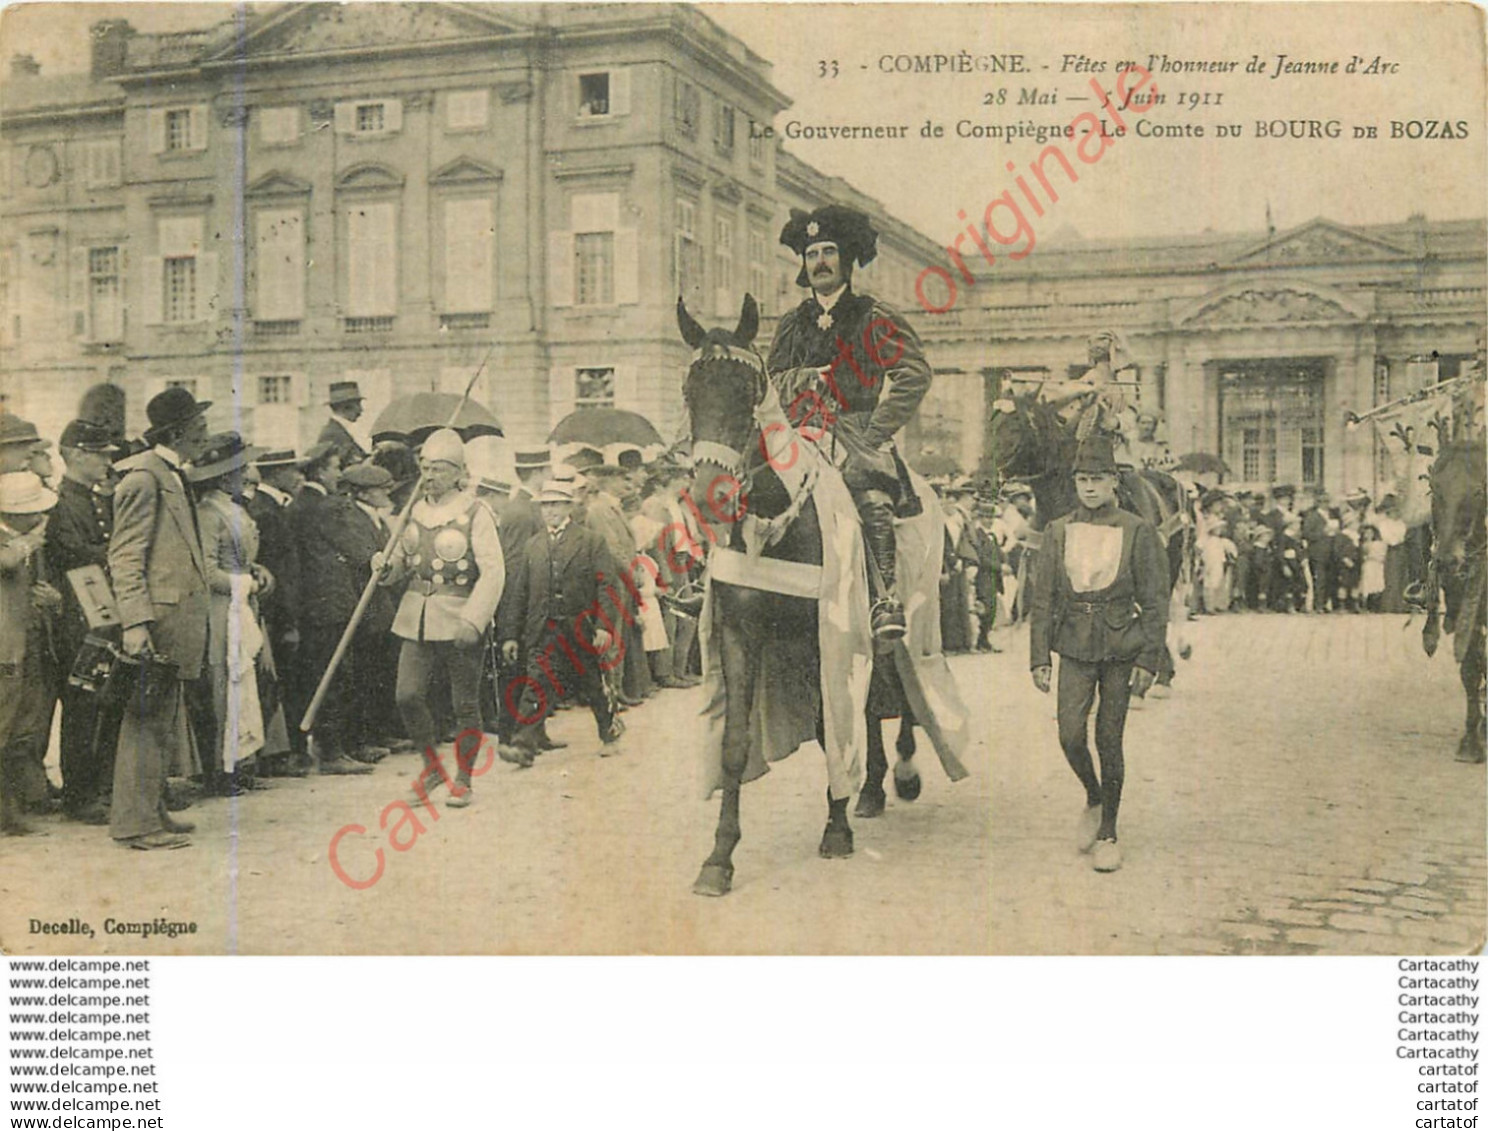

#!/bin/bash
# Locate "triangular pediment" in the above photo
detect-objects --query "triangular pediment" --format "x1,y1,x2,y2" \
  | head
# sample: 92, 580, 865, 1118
245, 170, 312, 198
1177, 280, 1368, 328
429, 157, 503, 186
336, 163, 404, 192
208, 2, 530, 64
1231, 218, 1409, 265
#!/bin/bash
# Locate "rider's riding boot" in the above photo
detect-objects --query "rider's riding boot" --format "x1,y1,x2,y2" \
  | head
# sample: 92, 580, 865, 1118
860, 495, 906, 643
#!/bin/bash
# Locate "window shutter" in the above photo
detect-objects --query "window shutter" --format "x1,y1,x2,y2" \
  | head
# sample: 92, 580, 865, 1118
256, 210, 304, 320
384, 99, 403, 134
444, 198, 493, 313
371, 203, 397, 315
609, 68, 631, 117
142, 256, 164, 325
148, 110, 167, 154
548, 366, 575, 427
334, 102, 356, 134
196, 252, 219, 322
548, 230, 574, 307
347, 204, 395, 316
70, 247, 90, 341
188, 106, 208, 151
614, 229, 638, 305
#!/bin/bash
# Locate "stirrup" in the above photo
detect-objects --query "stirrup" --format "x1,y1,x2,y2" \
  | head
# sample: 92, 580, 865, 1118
871, 596, 907, 640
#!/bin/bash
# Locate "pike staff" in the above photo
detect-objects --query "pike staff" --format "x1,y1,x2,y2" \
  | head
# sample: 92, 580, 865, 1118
300, 351, 495, 733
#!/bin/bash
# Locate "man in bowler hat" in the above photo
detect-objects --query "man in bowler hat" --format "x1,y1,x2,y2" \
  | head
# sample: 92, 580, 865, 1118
108, 386, 215, 849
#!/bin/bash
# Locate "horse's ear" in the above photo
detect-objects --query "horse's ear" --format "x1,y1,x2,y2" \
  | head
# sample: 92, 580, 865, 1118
677, 297, 708, 350
734, 294, 759, 347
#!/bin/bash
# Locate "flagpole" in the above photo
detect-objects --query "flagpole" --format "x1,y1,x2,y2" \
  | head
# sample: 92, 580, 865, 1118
1344, 372, 1482, 429
300, 349, 495, 735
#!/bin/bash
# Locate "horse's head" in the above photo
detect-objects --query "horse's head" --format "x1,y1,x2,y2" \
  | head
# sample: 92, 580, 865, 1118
1430, 440, 1487, 570
679, 294, 763, 480
987, 384, 1068, 484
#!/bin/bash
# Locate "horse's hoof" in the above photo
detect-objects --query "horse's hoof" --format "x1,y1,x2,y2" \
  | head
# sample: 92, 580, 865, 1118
819, 824, 854, 859
692, 863, 734, 896
854, 789, 886, 819
895, 731, 917, 759
892, 761, 922, 801
1455, 738, 1486, 765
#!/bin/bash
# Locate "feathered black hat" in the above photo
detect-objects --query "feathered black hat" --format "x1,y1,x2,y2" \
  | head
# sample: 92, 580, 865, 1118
780, 205, 879, 287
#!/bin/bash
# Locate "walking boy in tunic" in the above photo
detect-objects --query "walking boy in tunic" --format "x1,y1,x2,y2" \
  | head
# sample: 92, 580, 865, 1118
1029, 436, 1170, 873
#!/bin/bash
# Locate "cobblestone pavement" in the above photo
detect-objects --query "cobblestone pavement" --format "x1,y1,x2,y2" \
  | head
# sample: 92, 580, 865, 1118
0, 666, 993, 956
988, 611, 1487, 955
2, 612, 1481, 955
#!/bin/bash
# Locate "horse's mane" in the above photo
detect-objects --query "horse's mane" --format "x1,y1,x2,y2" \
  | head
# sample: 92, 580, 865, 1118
993, 389, 1078, 478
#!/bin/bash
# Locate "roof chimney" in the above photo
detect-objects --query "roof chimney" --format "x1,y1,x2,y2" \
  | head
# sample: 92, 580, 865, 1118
90, 19, 135, 79
9, 54, 40, 79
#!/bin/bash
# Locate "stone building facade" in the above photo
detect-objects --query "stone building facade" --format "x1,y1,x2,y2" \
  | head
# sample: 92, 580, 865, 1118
0, 1, 940, 454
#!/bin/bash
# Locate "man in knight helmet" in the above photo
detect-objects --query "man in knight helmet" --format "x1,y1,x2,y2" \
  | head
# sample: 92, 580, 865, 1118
767, 204, 933, 643
374, 429, 504, 808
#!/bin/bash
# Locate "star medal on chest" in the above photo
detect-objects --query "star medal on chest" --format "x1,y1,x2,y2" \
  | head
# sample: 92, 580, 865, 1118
816, 310, 833, 331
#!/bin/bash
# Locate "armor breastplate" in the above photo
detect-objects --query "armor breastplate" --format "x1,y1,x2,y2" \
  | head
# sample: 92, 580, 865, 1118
400, 501, 480, 598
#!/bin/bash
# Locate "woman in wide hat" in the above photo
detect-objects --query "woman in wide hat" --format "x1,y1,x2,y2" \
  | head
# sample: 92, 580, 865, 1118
189, 433, 292, 791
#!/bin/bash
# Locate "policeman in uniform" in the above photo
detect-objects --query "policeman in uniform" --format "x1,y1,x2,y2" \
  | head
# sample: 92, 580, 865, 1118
1029, 435, 1170, 874
377, 429, 503, 807
767, 204, 933, 643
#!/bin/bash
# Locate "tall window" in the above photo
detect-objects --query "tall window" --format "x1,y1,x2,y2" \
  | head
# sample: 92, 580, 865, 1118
1301, 426, 1324, 487
575, 232, 614, 306
748, 225, 769, 315
676, 199, 702, 306
674, 79, 700, 136
443, 198, 495, 313
748, 122, 767, 166
254, 209, 305, 323
164, 258, 196, 323
713, 215, 733, 316
713, 103, 735, 153
575, 367, 616, 409
165, 109, 193, 152
345, 202, 397, 320
88, 247, 122, 340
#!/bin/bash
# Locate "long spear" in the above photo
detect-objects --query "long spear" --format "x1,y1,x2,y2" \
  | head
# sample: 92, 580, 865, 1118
300, 351, 495, 733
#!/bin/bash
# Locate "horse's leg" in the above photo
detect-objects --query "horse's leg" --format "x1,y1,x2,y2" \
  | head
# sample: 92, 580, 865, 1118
814, 708, 854, 858
855, 717, 887, 818
1457, 630, 1486, 764
693, 611, 759, 897
893, 710, 922, 801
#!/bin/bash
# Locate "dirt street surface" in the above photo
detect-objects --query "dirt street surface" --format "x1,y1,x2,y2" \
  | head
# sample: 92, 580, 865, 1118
991, 612, 1486, 955
2, 613, 1481, 955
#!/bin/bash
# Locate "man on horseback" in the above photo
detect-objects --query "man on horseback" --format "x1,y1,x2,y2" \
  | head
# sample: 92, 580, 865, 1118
767, 205, 932, 644
1038, 329, 1141, 465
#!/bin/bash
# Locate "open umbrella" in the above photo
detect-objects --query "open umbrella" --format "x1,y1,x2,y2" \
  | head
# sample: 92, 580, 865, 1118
371, 392, 503, 446
1174, 451, 1231, 477
548, 407, 662, 450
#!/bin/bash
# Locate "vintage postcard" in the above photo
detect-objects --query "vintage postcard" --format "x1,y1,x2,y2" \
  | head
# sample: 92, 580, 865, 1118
0, 1, 1482, 956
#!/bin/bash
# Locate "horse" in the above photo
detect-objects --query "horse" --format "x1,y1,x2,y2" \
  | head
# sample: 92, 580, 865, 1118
987, 386, 1194, 682
678, 294, 924, 897
1421, 439, 1486, 763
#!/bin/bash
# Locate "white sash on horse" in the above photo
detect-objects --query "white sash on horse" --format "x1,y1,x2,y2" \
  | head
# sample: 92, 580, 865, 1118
697, 388, 969, 801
